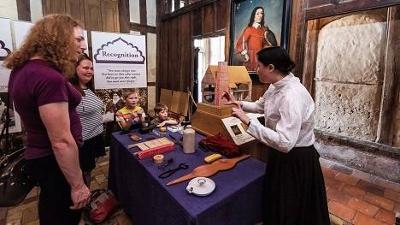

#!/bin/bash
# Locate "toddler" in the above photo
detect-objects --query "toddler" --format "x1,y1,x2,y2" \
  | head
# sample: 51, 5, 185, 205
151, 103, 178, 127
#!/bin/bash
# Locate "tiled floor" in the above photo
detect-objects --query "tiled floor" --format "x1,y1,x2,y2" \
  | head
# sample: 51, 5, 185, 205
1, 153, 399, 225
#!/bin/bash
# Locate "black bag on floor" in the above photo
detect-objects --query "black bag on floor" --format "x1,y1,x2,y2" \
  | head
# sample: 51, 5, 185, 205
0, 93, 34, 207
0, 147, 34, 207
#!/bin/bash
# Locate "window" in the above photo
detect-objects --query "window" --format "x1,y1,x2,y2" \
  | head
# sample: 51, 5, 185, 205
194, 36, 225, 102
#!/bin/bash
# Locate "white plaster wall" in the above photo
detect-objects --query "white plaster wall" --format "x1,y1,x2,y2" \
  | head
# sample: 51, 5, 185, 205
146, 0, 156, 26
0, 0, 18, 20
30, 0, 43, 22
129, 0, 140, 23
147, 33, 156, 83
315, 13, 386, 141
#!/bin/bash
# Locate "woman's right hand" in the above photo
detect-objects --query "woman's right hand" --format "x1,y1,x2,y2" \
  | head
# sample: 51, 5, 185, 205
70, 184, 91, 210
222, 91, 241, 108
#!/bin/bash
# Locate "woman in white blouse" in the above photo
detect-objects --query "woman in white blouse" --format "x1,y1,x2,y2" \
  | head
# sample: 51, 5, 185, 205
223, 47, 330, 225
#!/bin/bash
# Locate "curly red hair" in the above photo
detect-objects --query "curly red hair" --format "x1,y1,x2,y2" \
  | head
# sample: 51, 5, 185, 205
4, 14, 82, 76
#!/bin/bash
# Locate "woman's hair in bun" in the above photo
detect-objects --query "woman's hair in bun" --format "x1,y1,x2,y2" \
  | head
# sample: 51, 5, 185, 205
256, 47, 295, 75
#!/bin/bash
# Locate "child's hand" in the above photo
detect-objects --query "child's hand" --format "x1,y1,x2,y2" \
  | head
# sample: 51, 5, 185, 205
130, 112, 138, 118
157, 121, 166, 127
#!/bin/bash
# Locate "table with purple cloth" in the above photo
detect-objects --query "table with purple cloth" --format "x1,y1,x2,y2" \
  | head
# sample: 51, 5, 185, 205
108, 130, 266, 225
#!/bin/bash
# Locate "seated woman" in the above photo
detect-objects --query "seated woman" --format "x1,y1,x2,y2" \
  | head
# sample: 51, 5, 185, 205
115, 89, 146, 131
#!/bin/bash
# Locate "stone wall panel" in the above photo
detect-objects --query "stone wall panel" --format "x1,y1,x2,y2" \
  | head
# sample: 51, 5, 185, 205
316, 13, 386, 84
315, 81, 381, 140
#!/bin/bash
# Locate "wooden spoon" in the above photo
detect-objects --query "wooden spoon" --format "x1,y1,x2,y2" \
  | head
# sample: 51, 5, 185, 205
166, 154, 250, 186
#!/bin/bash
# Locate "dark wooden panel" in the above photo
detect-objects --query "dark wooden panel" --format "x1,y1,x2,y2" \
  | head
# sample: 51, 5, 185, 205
66, 0, 85, 24
216, 0, 227, 31
376, 6, 400, 144
192, 8, 202, 36
161, 0, 216, 21
202, 4, 214, 35
169, 18, 179, 90
42, 0, 66, 15
158, 20, 171, 91
16, 0, 31, 21
306, 0, 333, 9
140, 0, 147, 25
306, 0, 400, 20
224, 0, 232, 62
302, 20, 319, 96
130, 23, 156, 33
289, 0, 307, 78
84, 0, 103, 30
118, 0, 130, 33
179, 13, 193, 91
101, 0, 120, 32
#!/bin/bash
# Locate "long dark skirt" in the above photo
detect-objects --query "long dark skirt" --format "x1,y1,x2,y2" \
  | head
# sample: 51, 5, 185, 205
263, 145, 330, 225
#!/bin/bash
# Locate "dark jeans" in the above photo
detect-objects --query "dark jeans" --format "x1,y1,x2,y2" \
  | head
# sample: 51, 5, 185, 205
25, 155, 81, 225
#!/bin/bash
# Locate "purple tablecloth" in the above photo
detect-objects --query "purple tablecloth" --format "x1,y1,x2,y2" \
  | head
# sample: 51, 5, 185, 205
108, 131, 265, 225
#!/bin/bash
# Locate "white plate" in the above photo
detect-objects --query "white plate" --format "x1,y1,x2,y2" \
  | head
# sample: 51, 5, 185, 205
186, 177, 216, 197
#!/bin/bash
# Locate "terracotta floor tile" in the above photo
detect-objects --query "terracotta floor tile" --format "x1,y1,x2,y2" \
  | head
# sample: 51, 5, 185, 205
3, 155, 399, 225
342, 185, 366, 199
347, 198, 379, 217
374, 178, 400, 193
364, 192, 395, 211
335, 172, 360, 186
328, 200, 356, 222
357, 180, 385, 196
384, 188, 400, 203
325, 177, 345, 191
322, 167, 338, 179
375, 209, 395, 225
353, 212, 387, 225
327, 188, 352, 205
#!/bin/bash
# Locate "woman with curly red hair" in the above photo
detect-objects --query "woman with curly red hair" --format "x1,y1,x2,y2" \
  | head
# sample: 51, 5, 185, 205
4, 14, 90, 225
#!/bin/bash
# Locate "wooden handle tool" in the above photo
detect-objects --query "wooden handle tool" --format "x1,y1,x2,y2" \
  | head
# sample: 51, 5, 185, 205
166, 154, 250, 186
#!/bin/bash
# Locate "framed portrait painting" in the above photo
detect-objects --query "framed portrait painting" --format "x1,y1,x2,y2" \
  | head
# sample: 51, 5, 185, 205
229, 0, 291, 74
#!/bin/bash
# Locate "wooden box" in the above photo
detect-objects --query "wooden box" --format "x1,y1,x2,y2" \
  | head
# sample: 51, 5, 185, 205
191, 103, 232, 137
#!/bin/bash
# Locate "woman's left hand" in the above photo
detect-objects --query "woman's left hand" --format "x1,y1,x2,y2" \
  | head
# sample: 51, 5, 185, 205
232, 107, 250, 125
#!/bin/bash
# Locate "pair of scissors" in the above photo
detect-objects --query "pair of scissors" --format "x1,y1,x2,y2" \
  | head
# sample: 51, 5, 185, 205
158, 163, 189, 179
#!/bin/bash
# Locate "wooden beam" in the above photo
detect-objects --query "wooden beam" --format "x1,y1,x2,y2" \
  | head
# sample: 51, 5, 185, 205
306, 0, 400, 20
130, 22, 157, 33
376, 6, 400, 144
302, 20, 319, 96
118, 0, 130, 33
224, 0, 232, 61
161, 0, 217, 21
140, 0, 147, 25
289, 0, 307, 77
16, 0, 31, 21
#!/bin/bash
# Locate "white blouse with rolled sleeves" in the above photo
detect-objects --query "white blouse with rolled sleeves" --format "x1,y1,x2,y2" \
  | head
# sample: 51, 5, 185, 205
241, 73, 315, 153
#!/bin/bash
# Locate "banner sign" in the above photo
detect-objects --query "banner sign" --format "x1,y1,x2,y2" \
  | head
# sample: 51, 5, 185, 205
91, 31, 147, 89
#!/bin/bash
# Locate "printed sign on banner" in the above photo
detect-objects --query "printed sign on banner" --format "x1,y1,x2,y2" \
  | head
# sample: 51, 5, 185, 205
0, 18, 13, 92
12, 20, 33, 49
91, 31, 147, 89
0, 19, 23, 133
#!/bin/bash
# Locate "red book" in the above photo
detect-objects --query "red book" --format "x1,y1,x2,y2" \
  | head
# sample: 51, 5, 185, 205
131, 137, 175, 159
